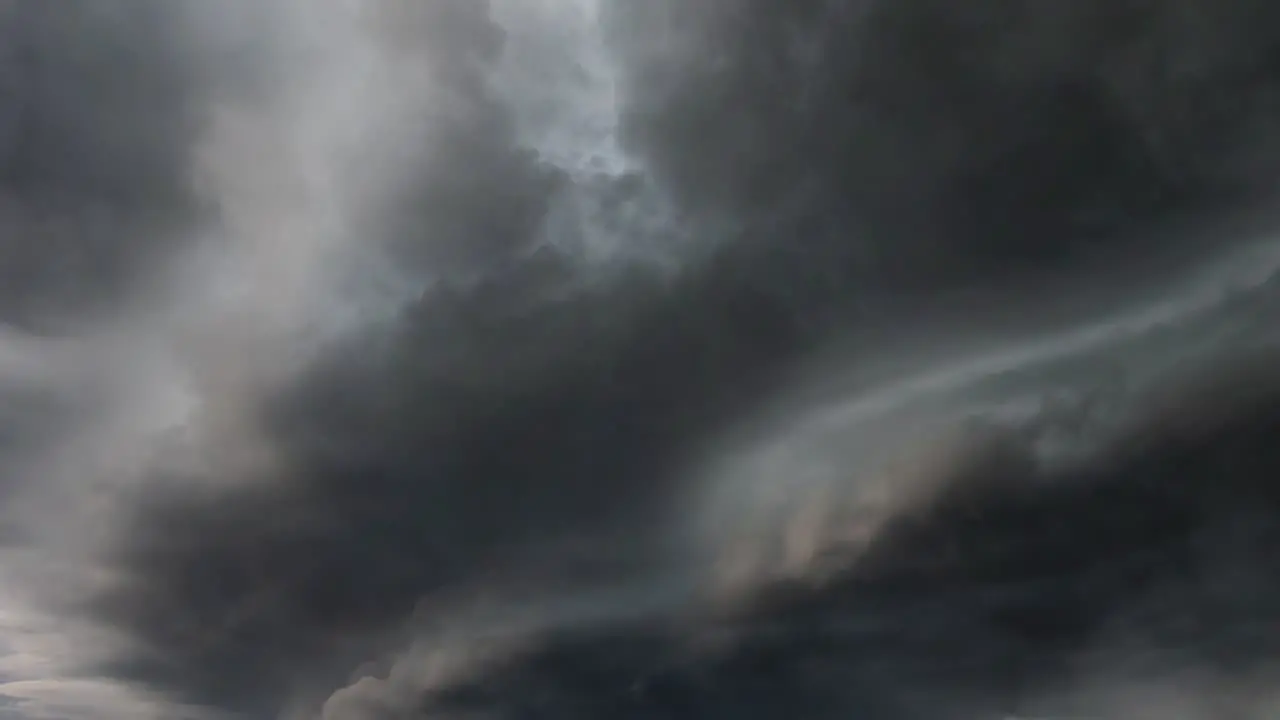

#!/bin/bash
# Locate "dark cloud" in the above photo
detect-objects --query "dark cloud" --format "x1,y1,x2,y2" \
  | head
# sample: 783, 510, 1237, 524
3, 0, 1280, 718
0, 1, 208, 327
412, 358, 1280, 719
610, 0, 1280, 306
84, 221, 818, 714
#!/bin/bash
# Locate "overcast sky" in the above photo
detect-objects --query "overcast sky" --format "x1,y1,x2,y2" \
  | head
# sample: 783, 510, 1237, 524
2, 1, 1280, 718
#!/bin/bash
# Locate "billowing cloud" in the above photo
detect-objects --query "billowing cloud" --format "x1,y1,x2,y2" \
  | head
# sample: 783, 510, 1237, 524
1, 1, 1280, 719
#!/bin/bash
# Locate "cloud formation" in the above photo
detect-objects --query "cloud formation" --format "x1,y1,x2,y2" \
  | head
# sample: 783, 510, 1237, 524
2, 1, 1280, 719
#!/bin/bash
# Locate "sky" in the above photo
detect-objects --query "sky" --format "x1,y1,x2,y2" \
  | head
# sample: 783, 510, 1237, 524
2, 1, 1280, 718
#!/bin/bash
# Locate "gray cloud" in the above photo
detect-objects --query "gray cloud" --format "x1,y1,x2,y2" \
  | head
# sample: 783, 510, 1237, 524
609, 0, 1280, 313
0, 1, 209, 328
2, 1, 1280, 719
398, 359, 1280, 719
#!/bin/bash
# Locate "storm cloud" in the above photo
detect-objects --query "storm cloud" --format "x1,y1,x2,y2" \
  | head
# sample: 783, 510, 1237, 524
1, 1, 1280, 719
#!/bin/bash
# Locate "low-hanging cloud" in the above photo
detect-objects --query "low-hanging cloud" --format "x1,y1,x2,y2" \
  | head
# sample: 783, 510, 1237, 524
3, 1, 1280, 719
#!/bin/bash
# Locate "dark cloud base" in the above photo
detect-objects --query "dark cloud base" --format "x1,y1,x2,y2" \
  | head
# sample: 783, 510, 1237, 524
421, 359, 1280, 719
4, 0, 1280, 718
